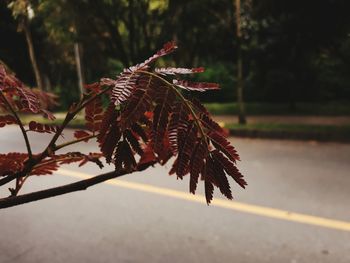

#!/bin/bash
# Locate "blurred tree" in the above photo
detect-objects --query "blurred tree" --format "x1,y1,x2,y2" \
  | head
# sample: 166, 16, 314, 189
251, 0, 350, 106
1, 0, 350, 108
8, 0, 44, 90
234, 0, 246, 124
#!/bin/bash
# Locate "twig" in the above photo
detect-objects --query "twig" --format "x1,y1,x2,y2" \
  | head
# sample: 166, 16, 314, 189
54, 134, 97, 151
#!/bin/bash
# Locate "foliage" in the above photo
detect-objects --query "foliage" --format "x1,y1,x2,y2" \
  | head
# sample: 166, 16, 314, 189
2, 0, 350, 106
0, 42, 246, 209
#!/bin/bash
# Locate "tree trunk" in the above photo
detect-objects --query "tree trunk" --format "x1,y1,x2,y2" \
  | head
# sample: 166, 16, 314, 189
235, 0, 247, 124
74, 42, 85, 98
23, 18, 44, 91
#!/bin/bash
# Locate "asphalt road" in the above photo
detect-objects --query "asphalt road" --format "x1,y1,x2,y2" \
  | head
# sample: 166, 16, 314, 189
0, 126, 349, 263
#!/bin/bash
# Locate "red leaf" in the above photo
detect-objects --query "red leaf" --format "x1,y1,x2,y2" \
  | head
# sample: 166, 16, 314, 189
209, 155, 233, 199
176, 123, 198, 178
85, 93, 103, 133
114, 140, 137, 172
152, 87, 176, 154
31, 162, 59, 176
137, 144, 157, 171
0, 64, 55, 118
100, 124, 121, 163
200, 113, 227, 136
119, 75, 155, 130
189, 141, 207, 194
212, 150, 247, 189
102, 70, 141, 106
124, 129, 144, 156
97, 104, 121, 163
74, 130, 91, 142
31, 88, 59, 110
168, 102, 189, 154
84, 82, 101, 93
204, 180, 214, 205
208, 131, 240, 162
0, 115, 17, 128
131, 123, 149, 142
0, 153, 27, 177
28, 121, 58, 134
131, 41, 178, 71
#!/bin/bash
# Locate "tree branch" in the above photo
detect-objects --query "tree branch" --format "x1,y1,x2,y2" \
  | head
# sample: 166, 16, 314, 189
0, 169, 130, 209
0, 92, 33, 158
0, 86, 112, 189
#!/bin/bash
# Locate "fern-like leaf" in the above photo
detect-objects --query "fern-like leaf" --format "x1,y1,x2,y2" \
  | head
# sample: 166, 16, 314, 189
152, 85, 176, 154
119, 75, 155, 130
124, 129, 144, 156
175, 123, 198, 178
85, 87, 103, 133
102, 70, 141, 106
131, 123, 149, 142
28, 121, 58, 134
168, 102, 189, 154
208, 131, 240, 162
173, 79, 219, 92
0, 153, 27, 177
74, 130, 91, 142
209, 155, 233, 199
155, 67, 204, 75
98, 104, 121, 163
31, 162, 59, 176
0, 115, 17, 128
200, 113, 226, 135
189, 141, 207, 194
212, 150, 247, 189
114, 140, 137, 172
137, 144, 157, 171
131, 41, 178, 71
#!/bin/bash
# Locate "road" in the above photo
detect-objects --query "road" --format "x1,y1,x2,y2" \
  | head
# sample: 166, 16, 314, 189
0, 126, 349, 263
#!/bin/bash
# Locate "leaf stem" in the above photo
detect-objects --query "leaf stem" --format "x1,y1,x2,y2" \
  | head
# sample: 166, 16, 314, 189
137, 70, 208, 146
54, 135, 97, 151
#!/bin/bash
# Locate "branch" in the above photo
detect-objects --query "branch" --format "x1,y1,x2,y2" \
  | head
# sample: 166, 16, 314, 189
0, 87, 111, 189
0, 92, 33, 158
0, 169, 130, 209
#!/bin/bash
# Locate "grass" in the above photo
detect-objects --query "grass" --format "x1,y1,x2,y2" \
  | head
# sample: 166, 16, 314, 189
204, 102, 350, 115
18, 111, 350, 142
20, 113, 85, 128
225, 123, 350, 142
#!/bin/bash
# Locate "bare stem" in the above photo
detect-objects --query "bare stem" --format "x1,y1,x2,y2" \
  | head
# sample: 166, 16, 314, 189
54, 135, 97, 151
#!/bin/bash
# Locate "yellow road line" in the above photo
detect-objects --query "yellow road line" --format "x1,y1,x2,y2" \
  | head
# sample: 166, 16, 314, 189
57, 169, 350, 232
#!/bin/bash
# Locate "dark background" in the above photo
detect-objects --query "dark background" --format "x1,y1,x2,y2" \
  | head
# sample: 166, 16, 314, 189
1, 0, 350, 109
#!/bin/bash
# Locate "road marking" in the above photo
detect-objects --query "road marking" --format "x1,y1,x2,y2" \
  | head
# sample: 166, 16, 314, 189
57, 168, 350, 232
